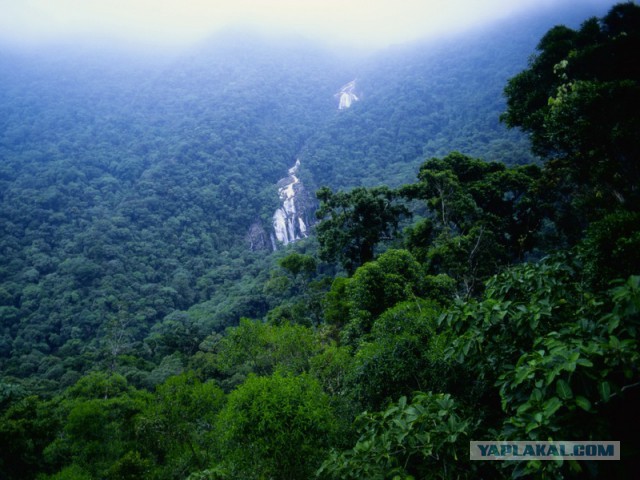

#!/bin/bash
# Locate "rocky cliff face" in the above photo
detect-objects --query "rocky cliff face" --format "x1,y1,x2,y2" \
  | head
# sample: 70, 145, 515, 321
246, 221, 272, 252
271, 160, 315, 248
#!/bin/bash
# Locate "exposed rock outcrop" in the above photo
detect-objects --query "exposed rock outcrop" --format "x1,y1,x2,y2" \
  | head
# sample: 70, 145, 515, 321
246, 220, 271, 251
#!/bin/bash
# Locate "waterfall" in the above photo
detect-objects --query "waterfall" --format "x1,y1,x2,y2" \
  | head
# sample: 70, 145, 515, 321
335, 80, 359, 110
272, 159, 311, 247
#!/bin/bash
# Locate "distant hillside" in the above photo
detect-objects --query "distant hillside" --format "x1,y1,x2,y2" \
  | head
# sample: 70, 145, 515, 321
0, 1, 616, 386
301, 1, 615, 190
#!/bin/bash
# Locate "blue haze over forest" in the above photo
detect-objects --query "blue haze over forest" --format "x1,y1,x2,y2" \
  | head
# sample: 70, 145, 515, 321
1, 1, 638, 478
0, 0, 617, 387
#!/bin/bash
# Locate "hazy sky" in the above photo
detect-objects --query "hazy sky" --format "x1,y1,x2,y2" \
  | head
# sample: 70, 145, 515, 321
0, 0, 620, 50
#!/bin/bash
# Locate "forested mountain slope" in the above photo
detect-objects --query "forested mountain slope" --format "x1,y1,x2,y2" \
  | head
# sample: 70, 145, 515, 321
1, 1, 638, 479
301, 3, 607, 189
0, 35, 343, 384
0, 0, 616, 389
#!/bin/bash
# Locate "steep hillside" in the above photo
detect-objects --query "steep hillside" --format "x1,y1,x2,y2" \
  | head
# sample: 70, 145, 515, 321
0, 37, 342, 385
301, 3, 610, 190
0, 2, 617, 387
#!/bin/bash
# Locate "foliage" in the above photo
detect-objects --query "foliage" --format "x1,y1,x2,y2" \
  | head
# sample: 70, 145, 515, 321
316, 186, 409, 274
441, 259, 582, 385
217, 372, 339, 480
278, 252, 318, 279
211, 318, 321, 390
43, 372, 152, 479
263, 250, 329, 326
0, 3, 575, 386
442, 260, 640, 478
580, 210, 640, 288
0, 34, 342, 386
502, 2, 640, 214
302, 12, 546, 190
347, 249, 422, 321
135, 372, 225, 478
348, 300, 452, 410
323, 277, 352, 329
400, 152, 541, 295
317, 392, 472, 480
0, 395, 60, 479
1, 4, 639, 480
309, 343, 354, 398
323, 249, 426, 345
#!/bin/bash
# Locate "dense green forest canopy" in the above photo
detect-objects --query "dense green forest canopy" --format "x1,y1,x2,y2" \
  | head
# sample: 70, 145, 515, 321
1, 2, 639, 479
0, 13, 555, 388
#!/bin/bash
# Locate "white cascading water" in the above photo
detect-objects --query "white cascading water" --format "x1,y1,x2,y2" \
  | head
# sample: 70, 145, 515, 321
269, 81, 363, 249
272, 159, 308, 246
336, 80, 359, 109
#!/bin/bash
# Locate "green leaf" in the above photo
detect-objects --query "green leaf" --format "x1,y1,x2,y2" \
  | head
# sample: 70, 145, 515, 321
607, 314, 621, 333
598, 381, 611, 402
575, 358, 593, 367
609, 335, 620, 348
543, 396, 562, 417
530, 388, 543, 403
568, 459, 583, 473
525, 422, 539, 433
515, 367, 531, 385
575, 396, 592, 412
556, 379, 573, 400
517, 402, 532, 415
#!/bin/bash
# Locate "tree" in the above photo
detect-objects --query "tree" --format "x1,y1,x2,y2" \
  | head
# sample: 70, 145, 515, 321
44, 372, 152, 479
580, 210, 640, 288
315, 186, 408, 274
442, 260, 640, 478
135, 372, 225, 477
0, 395, 60, 479
216, 373, 338, 479
400, 153, 541, 294
348, 299, 451, 410
212, 319, 321, 389
502, 3, 640, 214
278, 252, 317, 279
262, 252, 326, 326
324, 249, 425, 345
403, 152, 540, 253
318, 392, 472, 480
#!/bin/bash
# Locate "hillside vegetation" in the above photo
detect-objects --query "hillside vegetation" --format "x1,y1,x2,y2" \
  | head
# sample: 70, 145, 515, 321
1, 2, 638, 479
